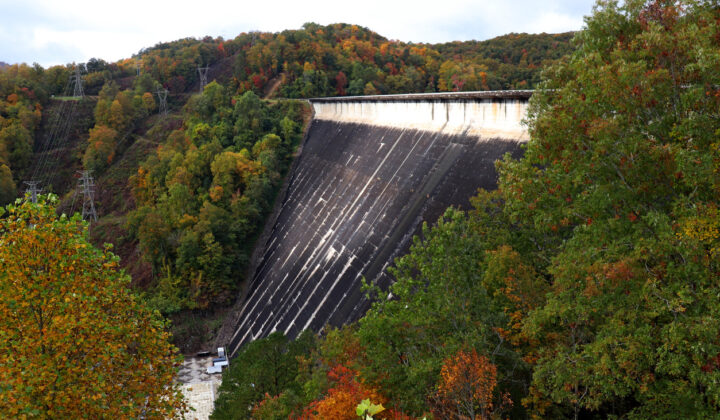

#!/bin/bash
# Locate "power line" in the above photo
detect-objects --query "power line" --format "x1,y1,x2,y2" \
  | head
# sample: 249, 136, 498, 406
30, 75, 76, 189
40, 102, 78, 191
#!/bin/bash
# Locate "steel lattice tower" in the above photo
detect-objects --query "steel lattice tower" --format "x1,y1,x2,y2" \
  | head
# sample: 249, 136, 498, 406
23, 181, 41, 204
71, 65, 84, 98
77, 171, 97, 222
198, 66, 210, 92
156, 89, 168, 116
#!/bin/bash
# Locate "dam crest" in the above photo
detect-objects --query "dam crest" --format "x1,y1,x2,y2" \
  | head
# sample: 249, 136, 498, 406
312, 90, 531, 139
217, 91, 532, 357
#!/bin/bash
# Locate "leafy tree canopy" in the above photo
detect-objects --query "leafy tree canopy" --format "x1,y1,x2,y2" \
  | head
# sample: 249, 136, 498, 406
0, 196, 185, 418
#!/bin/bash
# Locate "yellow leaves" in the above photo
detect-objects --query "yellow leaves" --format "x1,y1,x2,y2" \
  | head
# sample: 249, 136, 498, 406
675, 204, 720, 261
102, 261, 117, 270
209, 185, 224, 202
678, 211, 719, 242
0, 198, 186, 418
484, 246, 546, 346
178, 213, 198, 228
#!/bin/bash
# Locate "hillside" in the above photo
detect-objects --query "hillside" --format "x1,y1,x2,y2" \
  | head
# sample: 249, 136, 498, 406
131, 24, 574, 98
0, 24, 576, 352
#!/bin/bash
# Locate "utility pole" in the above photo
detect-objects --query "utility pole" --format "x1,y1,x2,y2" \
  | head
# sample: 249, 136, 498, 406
198, 66, 210, 93
71, 65, 84, 98
77, 171, 97, 222
156, 89, 168, 116
23, 181, 41, 204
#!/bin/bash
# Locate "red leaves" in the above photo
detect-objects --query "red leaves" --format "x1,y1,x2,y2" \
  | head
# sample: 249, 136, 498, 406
603, 259, 636, 287
303, 364, 385, 420
701, 353, 720, 373
252, 74, 264, 89
335, 71, 347, 96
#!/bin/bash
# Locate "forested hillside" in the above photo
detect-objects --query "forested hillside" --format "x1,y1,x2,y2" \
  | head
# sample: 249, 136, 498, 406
0, 25, 573, 351
133, 24, 573, 98
212, 1, 720, 419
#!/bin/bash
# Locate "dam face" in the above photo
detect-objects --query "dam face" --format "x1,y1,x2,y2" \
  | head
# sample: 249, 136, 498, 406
223, 91, 531, 357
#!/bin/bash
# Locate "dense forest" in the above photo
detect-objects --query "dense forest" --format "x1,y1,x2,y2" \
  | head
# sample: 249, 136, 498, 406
132, 26, 572, 98
210, 1, 720, 419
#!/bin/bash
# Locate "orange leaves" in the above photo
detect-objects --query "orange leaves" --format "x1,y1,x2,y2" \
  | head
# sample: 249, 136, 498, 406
304, 364, 386, 420
209, 185, 224, 202
438, 350, 496, 402
603, 259, 636, 285
83, 125, 118, 173
435, 349, 510, 419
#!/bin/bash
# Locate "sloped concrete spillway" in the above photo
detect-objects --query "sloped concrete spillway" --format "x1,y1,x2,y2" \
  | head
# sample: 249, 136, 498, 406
223, 91, 532, 357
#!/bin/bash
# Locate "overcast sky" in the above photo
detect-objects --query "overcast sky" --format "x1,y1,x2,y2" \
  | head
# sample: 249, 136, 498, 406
0, 0, 597, 67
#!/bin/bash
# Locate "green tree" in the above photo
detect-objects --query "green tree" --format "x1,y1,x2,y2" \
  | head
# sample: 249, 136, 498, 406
212, 331, 316, 420
0, 123, 32, 171
495, 1, 720, 417
0, 196, 185, 418
357, 206, 530, 416
0, 163, 16, 205
83, 124, 118, 173
232, 91, 270, 149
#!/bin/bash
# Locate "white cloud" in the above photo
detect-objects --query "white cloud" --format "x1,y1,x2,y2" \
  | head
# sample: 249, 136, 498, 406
524, 11, 586, 34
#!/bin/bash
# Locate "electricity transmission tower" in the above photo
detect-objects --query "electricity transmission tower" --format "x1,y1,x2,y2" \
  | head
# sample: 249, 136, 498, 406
156, 89, 168, 116
71, 65, 84, 98
136, 63, 141, 76
198, 66, 210, 92
77, 171, 97, 222
23, 181, 41, 204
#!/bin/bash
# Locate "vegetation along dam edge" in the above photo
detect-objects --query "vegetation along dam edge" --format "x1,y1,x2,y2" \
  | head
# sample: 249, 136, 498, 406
217, 90, 532, 357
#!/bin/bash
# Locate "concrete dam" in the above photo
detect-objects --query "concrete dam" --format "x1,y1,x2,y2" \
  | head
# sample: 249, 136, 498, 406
221, 91, 532, 357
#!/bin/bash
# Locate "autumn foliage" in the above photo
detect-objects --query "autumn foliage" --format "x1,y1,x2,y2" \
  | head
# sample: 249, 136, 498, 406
215, 2, 720, 419
435, 350, 510, 419
0, 196, 185, 418
303, 365, 385, 420
83, 124, 118, 173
